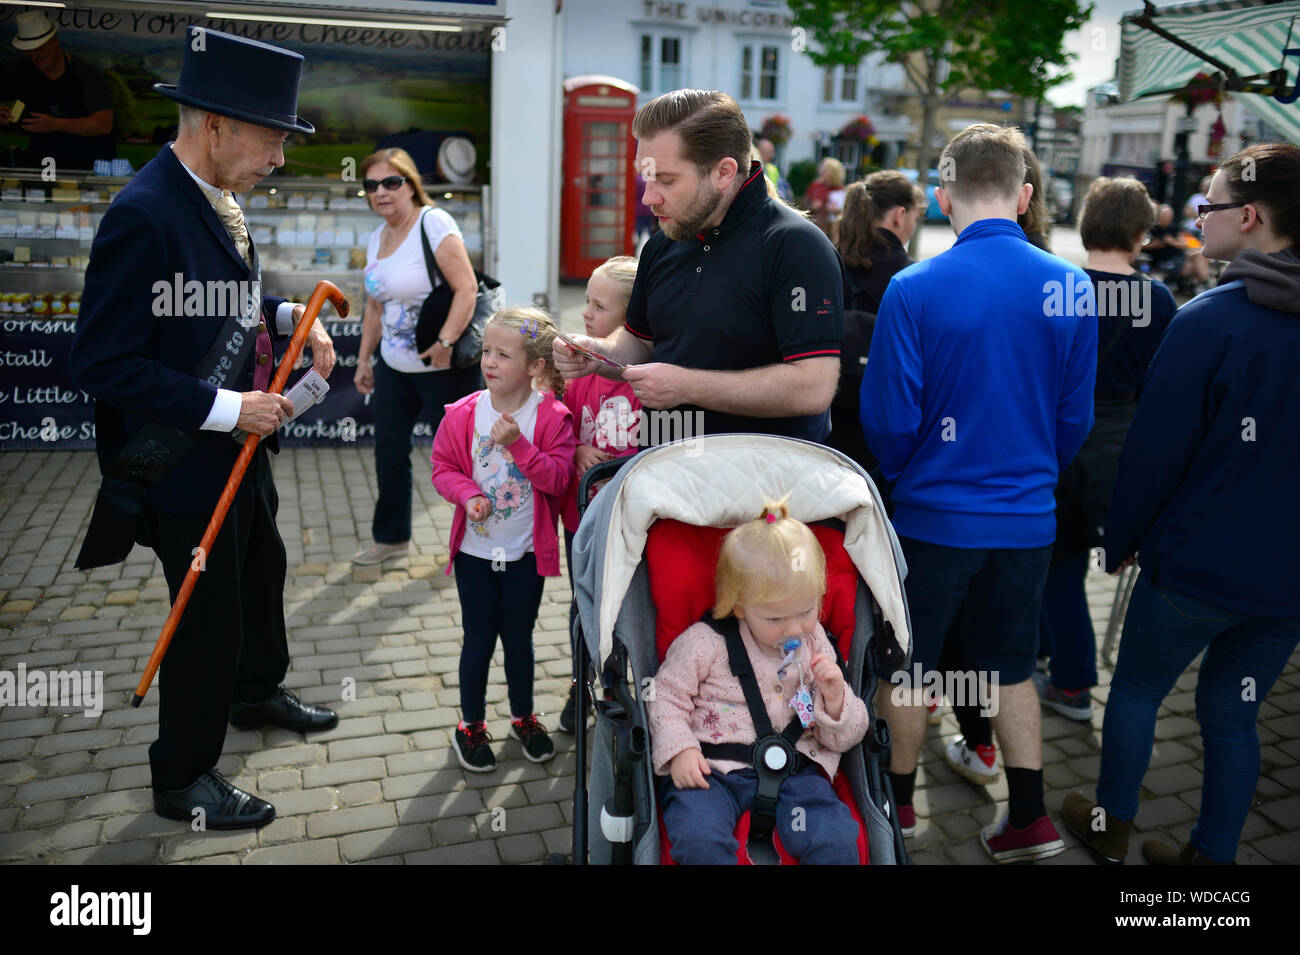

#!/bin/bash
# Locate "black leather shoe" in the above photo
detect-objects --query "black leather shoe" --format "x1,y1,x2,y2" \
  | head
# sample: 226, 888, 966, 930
230, 686, 339, 733
153, 769, 275, 830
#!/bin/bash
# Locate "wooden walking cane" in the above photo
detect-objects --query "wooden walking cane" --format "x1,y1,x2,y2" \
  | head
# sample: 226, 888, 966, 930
131, 281, 350, 707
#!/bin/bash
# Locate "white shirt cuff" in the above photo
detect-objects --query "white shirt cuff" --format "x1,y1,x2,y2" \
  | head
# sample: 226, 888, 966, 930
276, 301, 299, 335
201, 388, 243, 432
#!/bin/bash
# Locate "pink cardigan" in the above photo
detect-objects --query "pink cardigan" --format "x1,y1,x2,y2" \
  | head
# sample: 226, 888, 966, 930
648, 619, 869, 781
430, 390, 576, 577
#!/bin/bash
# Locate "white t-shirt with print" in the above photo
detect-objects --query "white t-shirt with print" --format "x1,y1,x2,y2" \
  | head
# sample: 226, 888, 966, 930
459, 389, 544, 563
364, 207, 462, 374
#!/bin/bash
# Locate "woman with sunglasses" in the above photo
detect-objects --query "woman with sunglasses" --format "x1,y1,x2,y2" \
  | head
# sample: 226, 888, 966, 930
1063, 143, 1300, 866
353, 148, 482, 565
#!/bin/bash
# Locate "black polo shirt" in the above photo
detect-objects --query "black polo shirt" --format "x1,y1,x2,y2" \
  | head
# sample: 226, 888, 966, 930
625, 161, 844, 443
14, 55, 115, 171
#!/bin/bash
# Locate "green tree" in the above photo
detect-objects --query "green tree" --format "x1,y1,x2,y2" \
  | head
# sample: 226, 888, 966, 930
788, 0, 1092, 253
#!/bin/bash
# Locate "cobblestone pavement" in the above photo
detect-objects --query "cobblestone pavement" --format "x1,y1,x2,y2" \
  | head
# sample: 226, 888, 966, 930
1, 445, 1296, 866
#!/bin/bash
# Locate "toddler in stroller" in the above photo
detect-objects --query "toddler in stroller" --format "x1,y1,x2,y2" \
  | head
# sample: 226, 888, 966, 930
650, 498, 868, 864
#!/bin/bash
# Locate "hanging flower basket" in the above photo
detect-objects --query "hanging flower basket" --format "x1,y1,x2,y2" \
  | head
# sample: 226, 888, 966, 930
838, 114, 879, 146
761, 114, 793, 145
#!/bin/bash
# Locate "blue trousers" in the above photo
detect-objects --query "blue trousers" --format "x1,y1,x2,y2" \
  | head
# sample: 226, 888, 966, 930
1038, 550, 1099, 690
1096, 575, 1300, 862
371, 354, 480, 544
454, 552, 545, 723
659, 765, 860, 864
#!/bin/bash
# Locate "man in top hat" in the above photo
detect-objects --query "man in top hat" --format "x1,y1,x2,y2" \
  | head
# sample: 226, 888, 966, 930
69, 27, 337, 829
2, 11, 116, 170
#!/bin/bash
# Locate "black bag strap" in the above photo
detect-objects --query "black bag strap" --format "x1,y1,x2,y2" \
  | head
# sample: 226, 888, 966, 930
417, 208, 444, 291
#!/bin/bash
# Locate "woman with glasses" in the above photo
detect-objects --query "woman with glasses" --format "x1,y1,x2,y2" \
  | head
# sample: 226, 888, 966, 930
352, 147, 482, 565
1064, 143, 1300, 866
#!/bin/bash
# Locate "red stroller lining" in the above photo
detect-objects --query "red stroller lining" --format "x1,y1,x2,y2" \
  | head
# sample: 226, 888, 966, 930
645, 518, 870, 865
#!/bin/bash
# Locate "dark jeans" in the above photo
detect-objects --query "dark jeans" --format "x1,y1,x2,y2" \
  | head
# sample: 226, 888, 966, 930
1096, 576, 1300, 862
371, 354, 480, 544
139, 447, 289, 790
899, 537, 1053, 685
1038, 550, 1098, 690
453, 552, 545, 723
659, 766, 860, 864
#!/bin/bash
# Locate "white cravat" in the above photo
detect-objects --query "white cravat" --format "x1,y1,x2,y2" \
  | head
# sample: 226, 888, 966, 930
211, 189, 251, 266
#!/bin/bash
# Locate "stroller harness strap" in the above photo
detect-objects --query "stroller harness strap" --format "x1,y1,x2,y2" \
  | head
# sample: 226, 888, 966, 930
697, 614, 810, 844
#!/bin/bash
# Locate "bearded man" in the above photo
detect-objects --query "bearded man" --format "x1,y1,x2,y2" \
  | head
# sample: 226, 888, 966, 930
555, 90, 845, 443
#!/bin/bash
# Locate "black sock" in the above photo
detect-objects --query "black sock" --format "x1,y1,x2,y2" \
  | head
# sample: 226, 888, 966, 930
1006, 767, 1046, 829
888, 770, 916, 807
954, 703, 993, 748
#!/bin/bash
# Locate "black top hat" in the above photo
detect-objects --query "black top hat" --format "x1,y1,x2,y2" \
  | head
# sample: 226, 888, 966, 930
154, 28, 314, 134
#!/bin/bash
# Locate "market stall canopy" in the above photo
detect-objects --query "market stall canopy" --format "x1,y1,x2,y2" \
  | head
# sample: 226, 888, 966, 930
1119, 0, 1300, 144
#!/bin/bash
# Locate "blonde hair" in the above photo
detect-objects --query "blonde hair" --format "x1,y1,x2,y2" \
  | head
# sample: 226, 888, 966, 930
591, 256, 638, 315
712, 496, 827, 619
484, 306, 565, 397
819, 157, 846, 188
359, 147, 437, 210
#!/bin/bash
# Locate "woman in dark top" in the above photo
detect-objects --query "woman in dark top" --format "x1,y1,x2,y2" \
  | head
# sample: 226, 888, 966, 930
1066, 144, 1300, 866
826, 171, 925, 470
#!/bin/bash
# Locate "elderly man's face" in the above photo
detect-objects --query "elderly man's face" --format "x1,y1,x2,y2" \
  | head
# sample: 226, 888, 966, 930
211, 118, 288, 193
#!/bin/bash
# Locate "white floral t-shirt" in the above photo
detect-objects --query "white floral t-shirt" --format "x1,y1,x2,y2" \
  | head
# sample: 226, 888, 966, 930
363, 207, 462, 374
459, 390, 544, 563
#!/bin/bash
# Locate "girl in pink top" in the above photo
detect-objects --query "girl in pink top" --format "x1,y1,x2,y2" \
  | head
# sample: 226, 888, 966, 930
648, 499, 869, 864
558, 256, 641, 734
431, 308, 575, 774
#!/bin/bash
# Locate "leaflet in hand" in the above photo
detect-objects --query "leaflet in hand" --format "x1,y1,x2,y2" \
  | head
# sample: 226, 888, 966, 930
282, 369, 329, 427
555, 331, 625, 370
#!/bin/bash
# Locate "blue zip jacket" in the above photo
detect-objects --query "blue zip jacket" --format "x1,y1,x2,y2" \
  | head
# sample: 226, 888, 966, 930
860, 218, 1096, 548
1105, 249, 1300, 617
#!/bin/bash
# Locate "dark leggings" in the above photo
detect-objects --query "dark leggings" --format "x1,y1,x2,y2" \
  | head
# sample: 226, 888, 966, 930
454, 552, 545, 723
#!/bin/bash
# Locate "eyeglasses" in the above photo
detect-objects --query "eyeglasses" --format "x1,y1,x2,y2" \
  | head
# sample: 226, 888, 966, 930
1196, 201, 1246, 218
362, 175, 407, 194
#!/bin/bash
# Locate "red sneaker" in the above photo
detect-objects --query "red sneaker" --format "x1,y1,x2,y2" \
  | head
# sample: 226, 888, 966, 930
980, 814, 1065, 863
897, 804, 916, 838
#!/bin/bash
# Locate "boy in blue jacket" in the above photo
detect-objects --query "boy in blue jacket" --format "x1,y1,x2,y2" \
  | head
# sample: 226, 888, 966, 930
860, 123, 1096, 861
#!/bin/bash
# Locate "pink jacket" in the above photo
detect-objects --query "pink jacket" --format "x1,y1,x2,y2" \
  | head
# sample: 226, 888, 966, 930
560, 375, 642, 533
648, 619, 869, 781
430, 390, 576, 577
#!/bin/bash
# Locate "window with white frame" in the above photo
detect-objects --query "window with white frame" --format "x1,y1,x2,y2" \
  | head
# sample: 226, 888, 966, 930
639, 31, 688, 96
821, 63, 862, 105
739, 41, 781, 102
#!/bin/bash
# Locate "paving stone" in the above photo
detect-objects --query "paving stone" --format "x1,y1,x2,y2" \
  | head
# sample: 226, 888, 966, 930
68, 788, 154, 819
1256, 795, 1300, 830
49, 819, 102, 851
20, 799, 70, 828
245, 839, 341, 865
406, 840, 498, 865
432, 815, 478, 845
1252, 833, 1300, 865
0, 828, 51, 861
266, 787, 336, 817
107, 764, 152, 792
257, 816, 307, 846
301, 757, 384, 789
396, 789, 483, 824
381, 769, 463, 801
495, 832, 546, 864
60, 838, 160, 865
340, 823, 432, 861
339, 781, 384, 806
326, 734, 406, 762
257, 769, 301, 793
32, 728, 122, 757
1131, 795, 1199, 830
15, 771, 107, 804
242, 744, 325, 771
306, 803, 397, 839
1141, 764, 1204, 797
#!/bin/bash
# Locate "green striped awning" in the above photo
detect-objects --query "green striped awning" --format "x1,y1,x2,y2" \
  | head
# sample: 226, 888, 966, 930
1120, 0, 1300, 144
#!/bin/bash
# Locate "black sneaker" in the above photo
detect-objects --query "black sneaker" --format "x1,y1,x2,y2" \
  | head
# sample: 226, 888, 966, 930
556, 683, 591, 734
453, 721, 496, 773
510, 715, 556, 762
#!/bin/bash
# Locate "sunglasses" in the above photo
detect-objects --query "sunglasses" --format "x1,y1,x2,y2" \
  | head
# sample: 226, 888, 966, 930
362, 175, 407, 194
1196, 200, 1246, 218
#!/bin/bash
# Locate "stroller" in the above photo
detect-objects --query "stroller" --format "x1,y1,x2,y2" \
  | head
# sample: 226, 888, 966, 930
568, 434, 913, 864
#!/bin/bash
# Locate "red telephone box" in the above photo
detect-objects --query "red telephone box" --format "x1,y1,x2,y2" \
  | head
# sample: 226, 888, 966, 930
561, 76, 640, 280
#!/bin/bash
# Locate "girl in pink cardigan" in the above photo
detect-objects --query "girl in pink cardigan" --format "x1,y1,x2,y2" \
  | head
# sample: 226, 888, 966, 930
648, 500, 869, 864
431, 308, 575, 773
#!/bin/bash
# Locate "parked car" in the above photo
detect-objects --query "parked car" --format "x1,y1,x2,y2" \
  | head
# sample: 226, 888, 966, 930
900, 167, 947, 222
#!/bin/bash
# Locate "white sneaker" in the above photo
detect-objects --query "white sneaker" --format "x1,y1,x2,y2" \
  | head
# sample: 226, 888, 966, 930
944, 735, 1000, 786
352, 541, 409, 565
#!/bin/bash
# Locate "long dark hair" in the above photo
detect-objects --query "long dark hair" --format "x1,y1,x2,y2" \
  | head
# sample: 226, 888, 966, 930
837, 171, 923, 272
1018, 146, 1050, 250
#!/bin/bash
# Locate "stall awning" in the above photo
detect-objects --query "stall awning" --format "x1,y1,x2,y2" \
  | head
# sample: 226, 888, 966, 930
1119, 0, 1300, 145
